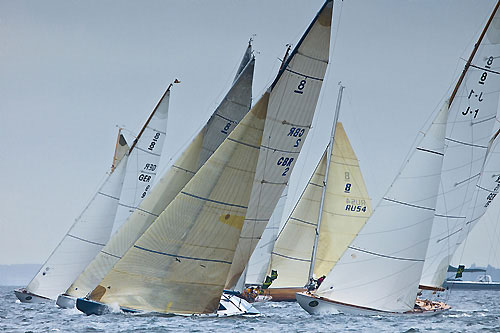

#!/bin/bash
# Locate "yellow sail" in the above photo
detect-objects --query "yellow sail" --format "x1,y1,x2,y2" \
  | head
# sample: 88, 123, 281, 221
270, 123, 372, 288
89, 94, 268, 314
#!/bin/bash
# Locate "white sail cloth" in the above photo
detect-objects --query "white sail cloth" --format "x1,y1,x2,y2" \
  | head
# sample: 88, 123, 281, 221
89, 93, 269, 314
316, 103, 449, 313
65, 51, 255, 299
244, 186, 288, 286
269, 123, 372, 288
225, 0, 333, 289
420, 8, 500, 289
25, 137, 129, 300
111, 90, 170, 235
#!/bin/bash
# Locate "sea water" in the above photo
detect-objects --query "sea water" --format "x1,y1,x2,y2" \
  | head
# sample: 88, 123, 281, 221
1, 286, 499, 332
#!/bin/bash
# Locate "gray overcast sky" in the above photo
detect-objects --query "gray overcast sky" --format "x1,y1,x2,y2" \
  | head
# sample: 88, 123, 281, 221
1, 0, 498, 267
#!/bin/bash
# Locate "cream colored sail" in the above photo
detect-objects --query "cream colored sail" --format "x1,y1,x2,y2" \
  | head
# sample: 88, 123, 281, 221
65, 48, 255, 299
420, 3, 500, 289
24, 134, 129, 300
316, 103, 448, 313
89, 93, 268, 314
225, 0, 333, 289
270, 123, 372, 288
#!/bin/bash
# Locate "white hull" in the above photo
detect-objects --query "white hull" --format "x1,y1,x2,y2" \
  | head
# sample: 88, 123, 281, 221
14, 289, 51, 303
56, 294, 76, 309
296, 292, 449, 316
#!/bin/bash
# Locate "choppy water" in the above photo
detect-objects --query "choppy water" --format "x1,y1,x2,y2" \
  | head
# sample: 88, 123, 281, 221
2, 286, 500, 332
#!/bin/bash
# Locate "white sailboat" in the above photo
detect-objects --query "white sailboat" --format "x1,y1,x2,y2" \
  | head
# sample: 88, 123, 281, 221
16, 83, 173, 304
57, 43, 255, 310
15, 130, 129, 303
420, 0, 500, 292
260, 86, 372, 302
297, 83, 450, 315
76, 0, 333, 316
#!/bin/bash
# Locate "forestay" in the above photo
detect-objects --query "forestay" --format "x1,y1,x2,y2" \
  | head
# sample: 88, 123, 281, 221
89, 93, 269, 314
25, 135, 129, 300
225, 0, 333, 289
317, 104, 448, 313
420, 5, 500, 289
66, 48, 254, 299
269, 123, 371, 288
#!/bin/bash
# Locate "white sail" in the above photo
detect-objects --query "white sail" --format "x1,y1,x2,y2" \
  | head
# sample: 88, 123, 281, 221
24, 136, 130, 300
316, 103, 448, 313
244, 185, 288, 286
420, 6, 500, 289
88, 92, 269, 314
111, 89, 170, 235
65, 49, 255, 299
269, 122, 372, 288
225, 0, 333, 289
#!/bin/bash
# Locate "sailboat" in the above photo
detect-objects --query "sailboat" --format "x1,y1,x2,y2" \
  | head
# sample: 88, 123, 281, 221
419, 0, 500, 292
15, 83, 173, 304
296, 80, 452, 315
76, 0, 333, 316
56, 42, 255, 309
256, 86, 372, 302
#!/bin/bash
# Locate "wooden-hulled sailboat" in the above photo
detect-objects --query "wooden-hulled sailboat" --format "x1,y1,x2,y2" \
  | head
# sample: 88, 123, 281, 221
261, 86, 372, 302
77, 0, 333, 316
57, 43, 255, 309
225, 0, 333, 292
297, 85, 451, 315
420, 0, 500, 292
16, 83, 174, 304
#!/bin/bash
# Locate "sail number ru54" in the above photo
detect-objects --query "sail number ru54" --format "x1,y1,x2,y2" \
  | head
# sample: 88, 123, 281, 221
463, 56, 494, 119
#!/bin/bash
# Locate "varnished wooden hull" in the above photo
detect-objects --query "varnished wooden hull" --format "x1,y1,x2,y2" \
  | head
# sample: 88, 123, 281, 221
265, 287, 306, 302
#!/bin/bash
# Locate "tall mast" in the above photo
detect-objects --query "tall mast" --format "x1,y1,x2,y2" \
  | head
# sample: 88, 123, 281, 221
279, 44, 292, 71
129, 79, 180, 152
449, 0, 500, 105
308, 83, 345, 281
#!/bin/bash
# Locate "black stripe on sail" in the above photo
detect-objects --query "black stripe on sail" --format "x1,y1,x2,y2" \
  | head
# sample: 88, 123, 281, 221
181, 191, 248, 209
416, 147, 444, 156
67, 234, 106, 247
134, 245, 232, 265
290, 217, 316, 226
348, 246, 424, 262
284, 67, 324, 81
445, 137, 488, 149
215, 113, 237, 124
469, 63, 500, 76
97, 192, 120, 201
272, 251, 310, 262
435, 214, 466, 219
101, 251, 121, 259
436, 228, 462, 243
227, 137, 260, 150
383, 197, 435, 211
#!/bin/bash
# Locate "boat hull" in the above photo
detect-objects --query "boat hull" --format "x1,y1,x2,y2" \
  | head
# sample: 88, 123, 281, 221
14, 289, 51, 303
296, 292, 450, 316
443, 280, 500, 290
77, 292, 259, 317
56, 294, 76, 309
266, 287, 306, 302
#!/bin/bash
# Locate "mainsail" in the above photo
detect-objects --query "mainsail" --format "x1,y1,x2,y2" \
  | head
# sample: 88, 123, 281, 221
269, 122, 372, 288
89, 92, 269, 314
420, 2, 500, 290
22, 132, 130, 301
65, 45, 255, 299
315, 103, 448, 313
225, 0, 333, 289
111, 86, 172, 235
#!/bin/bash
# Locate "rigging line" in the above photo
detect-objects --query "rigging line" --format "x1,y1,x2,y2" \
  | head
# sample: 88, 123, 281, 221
348, 246, 424, 262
